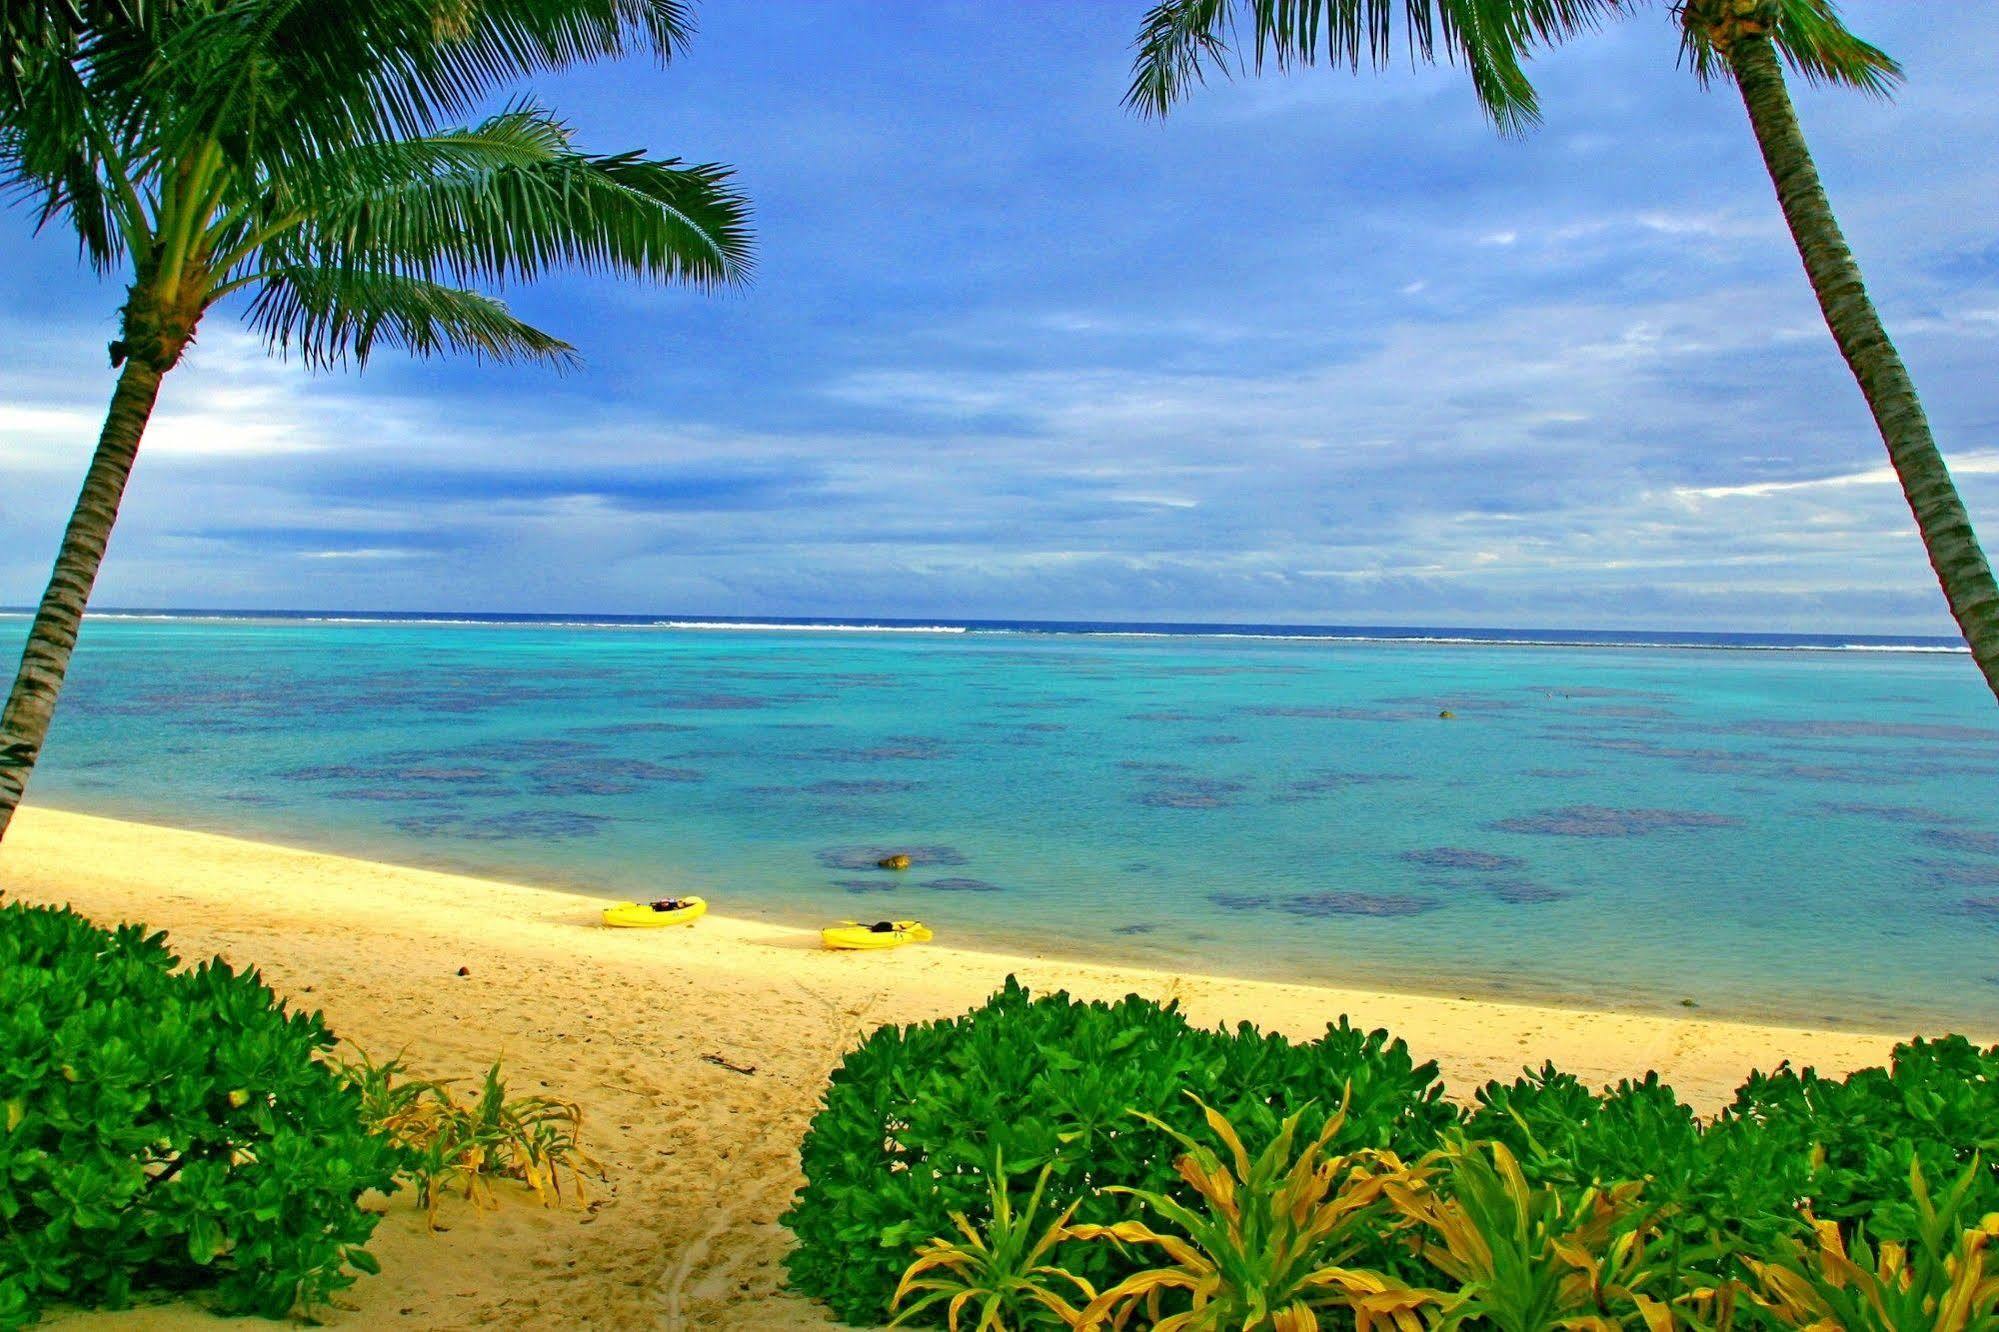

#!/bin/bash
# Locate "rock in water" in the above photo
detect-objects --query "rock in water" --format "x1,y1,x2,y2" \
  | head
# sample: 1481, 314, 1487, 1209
877, 853, 912, 871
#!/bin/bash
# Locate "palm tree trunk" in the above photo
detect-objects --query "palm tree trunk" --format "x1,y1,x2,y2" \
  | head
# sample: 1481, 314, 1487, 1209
1728, 34, 1999, 701
0, 357, 166, 841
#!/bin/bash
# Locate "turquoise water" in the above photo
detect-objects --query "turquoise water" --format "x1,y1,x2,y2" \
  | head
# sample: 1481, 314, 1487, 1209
10, 615, 1999, 1031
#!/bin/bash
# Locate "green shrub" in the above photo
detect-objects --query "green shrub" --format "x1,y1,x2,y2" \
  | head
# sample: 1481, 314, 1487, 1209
1719, 1034, 1999, 1239
0, 903, 400, 1326
781, 976, 1455, 1325
1464, 1037, 1999, 1277
1465, 1062, 1809, 1287
786, 974, 1999, 1327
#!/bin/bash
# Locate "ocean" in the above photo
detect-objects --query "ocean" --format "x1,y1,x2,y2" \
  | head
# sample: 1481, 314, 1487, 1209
6, 609, 1996, 1031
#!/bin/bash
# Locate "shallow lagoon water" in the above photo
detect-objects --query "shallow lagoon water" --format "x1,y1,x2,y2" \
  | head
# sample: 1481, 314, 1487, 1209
12, 614, 1999, 1031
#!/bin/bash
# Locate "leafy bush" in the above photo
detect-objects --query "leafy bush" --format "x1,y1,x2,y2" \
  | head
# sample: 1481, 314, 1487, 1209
0, 903, 399, 1326
782, 977, 1455, 1324
1466, 1041, 1999, 1266
333, 1049, 602, 1226
1466, 1064, 1807, 1262
1719, 1035, 1999, 1240
788, 977, 1999, 1328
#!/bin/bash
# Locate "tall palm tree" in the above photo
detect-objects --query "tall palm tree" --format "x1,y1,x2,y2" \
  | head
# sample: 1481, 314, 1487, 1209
0, 0, 752, 839
1129, 0, 1999, 702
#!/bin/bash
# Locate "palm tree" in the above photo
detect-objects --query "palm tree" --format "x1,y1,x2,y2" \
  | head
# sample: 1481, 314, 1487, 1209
1129, 0, 1999, 702
0, 0, 752, 840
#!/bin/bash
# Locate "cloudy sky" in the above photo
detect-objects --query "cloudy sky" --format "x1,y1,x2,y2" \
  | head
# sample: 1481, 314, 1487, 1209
2, 2, 1995, 633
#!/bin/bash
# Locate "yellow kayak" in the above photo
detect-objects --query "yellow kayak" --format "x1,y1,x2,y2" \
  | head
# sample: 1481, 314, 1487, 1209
602, 896, 708, 929
820, 920, 933, 951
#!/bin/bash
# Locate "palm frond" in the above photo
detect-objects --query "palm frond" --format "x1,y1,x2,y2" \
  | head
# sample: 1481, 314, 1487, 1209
1128, 0, 1235, 116
1127, 0, 1616, 132
132, 0, 694, 177
0, 41, 132, 267
276, 103, 577, 202
276, 107, 752, 289
244, 265, 577, 369
1677, 0, 1900, 94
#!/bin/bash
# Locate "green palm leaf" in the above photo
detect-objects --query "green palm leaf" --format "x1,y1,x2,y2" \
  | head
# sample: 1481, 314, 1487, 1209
1677, 0, 1899, 93
245, 266, 576, 369
273, 106, 752, 289
130, 0, 696, 175
1127, 0, 1618, 131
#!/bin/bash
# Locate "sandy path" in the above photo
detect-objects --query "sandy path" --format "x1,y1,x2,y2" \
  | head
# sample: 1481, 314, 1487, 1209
0, 806, 1931, 1329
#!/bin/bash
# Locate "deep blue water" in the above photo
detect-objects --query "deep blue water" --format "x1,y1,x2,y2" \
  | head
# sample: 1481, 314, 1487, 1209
6, 610, 1996, 1031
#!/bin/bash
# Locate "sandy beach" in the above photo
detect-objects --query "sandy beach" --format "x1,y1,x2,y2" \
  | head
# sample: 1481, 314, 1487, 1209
0, 805, 1936, 1330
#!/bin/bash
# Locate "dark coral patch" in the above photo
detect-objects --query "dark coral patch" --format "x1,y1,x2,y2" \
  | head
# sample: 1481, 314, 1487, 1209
278, 763, 374, 781
1488, 806, 1740, 837
658, 694, 772, 710
1126, 711, 1204, 723
1733, 719, 1999, 743
1209, 891, 1272, 911
1818, 802, 1960, 824
527, 757, 705, 795
1134, 777, 1247, 810
815, 736, 950, 762
1240, 705, 1409, 721
832, 878, 898, 894
1278, 891, 1438, 918
1111, 922, 1160, 935
1550, 734, 1888, 785
1487, 880, 1571, 904
430, 738, 606, 760
922, 877, 1004, 893
1283, 771, 1416, 797
1573, 705, 1677, 720
816, 844, 970, 871
1933, 864, 1999, 887
799, 780, 921, 797
389, 809, 610, 840
1400, 847, 1528, 873
568, 722, 699, 736
1521, 686, 1672, 701
1192, 735, 1244, 746
1923, 829, 1999, 857
330, 786, 460, 803
1956, 897, 1999, 921
397, 765, 503, 783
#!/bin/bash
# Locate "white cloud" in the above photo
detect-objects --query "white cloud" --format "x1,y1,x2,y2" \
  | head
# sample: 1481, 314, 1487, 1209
1672, 452, 1999, 501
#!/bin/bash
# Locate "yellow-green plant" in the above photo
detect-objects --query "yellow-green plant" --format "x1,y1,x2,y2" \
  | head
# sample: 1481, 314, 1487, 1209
891, 1157, 1096, 1330
1067, 1094, 1438, 1331
1385, 1137, 1677, 1331
1741, 1158, 1999, 1331
333, 1050, 602, 1227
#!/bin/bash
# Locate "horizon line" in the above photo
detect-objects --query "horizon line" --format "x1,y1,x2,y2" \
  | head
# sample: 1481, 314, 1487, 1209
0, 605, 1969, 648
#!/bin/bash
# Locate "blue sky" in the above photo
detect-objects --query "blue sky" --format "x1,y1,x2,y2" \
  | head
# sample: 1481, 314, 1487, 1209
2, 2, 1995, 632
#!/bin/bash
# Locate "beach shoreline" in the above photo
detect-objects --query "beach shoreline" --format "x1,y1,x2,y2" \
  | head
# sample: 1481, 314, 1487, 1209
21, 794, 1964, 1036
0, 806, 1962, 1329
